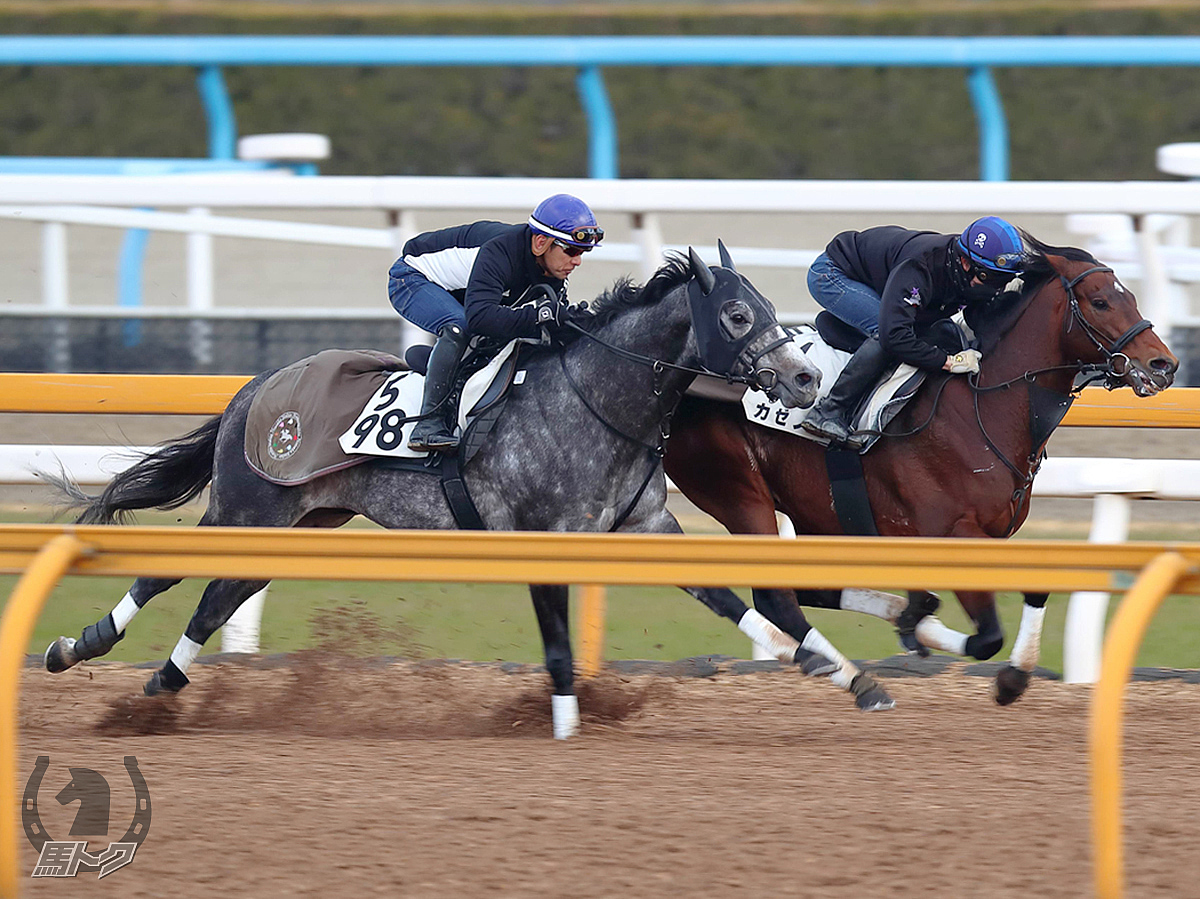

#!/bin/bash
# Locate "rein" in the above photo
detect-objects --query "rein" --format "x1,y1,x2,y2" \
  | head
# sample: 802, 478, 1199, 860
872, 263, 1150, 537
555, 299, 793, 533
974, 263, 1150, 535
562, 318, 787, 393
558, 349, 674, 532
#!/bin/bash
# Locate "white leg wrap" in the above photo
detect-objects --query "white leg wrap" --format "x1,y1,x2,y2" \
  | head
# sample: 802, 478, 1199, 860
552, 694, 580, 740
839, 588, 907, 622
111, 592, 140, 633
737, 609, 798, 663
914, 616, 970, 656
801, 628, 858, 690
169, 635, 204, 675
1010, 604, 1047, 673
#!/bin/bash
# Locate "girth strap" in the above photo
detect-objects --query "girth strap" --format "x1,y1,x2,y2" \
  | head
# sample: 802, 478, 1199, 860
825, 448, 879, 536
440, 452, 485, 530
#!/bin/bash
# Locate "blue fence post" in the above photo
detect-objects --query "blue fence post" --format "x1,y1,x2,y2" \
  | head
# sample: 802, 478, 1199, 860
117, 219, 149, 346
196, 64, 236, 160
576, 65, 617, 179
967, 66, 1009, 182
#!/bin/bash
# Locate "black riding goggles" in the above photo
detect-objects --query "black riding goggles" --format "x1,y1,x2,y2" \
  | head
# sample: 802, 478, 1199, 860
969, 261, 1024, 284
565, 226, 604, 245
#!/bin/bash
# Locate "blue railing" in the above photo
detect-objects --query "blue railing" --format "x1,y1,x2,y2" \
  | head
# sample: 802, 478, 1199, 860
2, 34, 1200, 180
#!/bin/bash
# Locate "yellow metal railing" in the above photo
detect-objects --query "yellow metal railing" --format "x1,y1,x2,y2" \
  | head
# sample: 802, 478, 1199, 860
1089, 551, 1194, 899
1, 372, 1199, 426
2, 525, 1200, 591
0, 534, 84, 899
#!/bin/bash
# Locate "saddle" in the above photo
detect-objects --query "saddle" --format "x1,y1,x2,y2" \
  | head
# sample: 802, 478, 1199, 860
244, 343, 526, 486
740, 313, 969, 455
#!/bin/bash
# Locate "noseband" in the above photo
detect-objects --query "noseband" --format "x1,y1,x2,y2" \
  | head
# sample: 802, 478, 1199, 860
734, 323, 793, 392
1061, 265, 1153, 386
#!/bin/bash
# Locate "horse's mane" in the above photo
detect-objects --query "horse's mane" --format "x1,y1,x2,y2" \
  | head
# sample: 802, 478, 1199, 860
576, 253, 692, 328
964, 231, 1100, 353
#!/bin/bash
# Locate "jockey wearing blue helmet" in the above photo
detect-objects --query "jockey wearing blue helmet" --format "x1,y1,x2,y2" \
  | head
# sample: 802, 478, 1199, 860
387, 193, 602, 452
947, 215, 1026, 298
528, 193, 605, 251
800, 216, 1028, 450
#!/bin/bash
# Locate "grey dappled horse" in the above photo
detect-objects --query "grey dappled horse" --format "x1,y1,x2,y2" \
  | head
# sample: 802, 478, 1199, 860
46, 247, 869, 739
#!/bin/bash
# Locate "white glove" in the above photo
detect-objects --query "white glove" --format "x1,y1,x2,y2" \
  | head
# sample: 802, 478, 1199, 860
946, 349, 982, 374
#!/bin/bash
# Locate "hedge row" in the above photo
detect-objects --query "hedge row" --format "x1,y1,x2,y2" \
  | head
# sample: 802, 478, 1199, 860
2, 4, 1199, 180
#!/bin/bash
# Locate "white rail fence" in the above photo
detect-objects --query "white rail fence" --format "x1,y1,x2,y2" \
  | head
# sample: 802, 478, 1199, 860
4, 443, 1194, 682
3, 176, 1200, 350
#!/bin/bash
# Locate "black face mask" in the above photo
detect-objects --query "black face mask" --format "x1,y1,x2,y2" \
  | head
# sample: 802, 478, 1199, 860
947, 247, 1005, 305
687, 266, 780, 375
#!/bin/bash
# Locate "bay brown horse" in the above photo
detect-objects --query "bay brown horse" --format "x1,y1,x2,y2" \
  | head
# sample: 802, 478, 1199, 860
665, 239, 1178, 704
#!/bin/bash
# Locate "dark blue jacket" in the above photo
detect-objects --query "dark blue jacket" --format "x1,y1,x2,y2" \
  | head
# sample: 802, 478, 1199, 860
400, 222, 566, 342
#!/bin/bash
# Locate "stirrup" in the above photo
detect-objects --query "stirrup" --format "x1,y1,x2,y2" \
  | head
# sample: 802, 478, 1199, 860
408, 430, 459, 453
801, 416, 851, 442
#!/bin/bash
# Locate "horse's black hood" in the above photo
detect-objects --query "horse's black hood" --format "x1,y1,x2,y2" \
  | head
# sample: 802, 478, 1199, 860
686, 260, 779, 376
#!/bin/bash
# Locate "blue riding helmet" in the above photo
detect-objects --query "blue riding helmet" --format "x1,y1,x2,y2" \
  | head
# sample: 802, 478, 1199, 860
956, 216, 1026, 274
528, 194, 604, 248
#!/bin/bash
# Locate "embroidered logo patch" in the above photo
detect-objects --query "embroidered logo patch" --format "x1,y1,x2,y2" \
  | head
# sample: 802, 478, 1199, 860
903, 286, 922, 306
268, 411, 302, 461
974, 233, 988, 249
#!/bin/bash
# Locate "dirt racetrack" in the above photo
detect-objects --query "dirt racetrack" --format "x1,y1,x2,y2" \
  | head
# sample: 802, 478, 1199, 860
14, 655, 1200, 898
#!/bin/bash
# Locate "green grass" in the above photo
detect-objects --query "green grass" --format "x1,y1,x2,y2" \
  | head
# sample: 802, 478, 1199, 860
4, 506, 1198, 671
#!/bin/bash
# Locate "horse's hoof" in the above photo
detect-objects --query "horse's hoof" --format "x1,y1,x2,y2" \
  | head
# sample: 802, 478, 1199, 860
143, 661, 190, 696
995, 666, 1031, 706
44, 637, 78, 673
898, 632, 931, 658
794, 648, 838, 677
857, 689, 896, 711
850, 673, 896, 711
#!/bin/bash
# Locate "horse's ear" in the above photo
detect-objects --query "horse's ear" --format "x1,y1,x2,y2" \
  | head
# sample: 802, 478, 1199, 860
688, 247, 717, 295
717, 239, 736, 271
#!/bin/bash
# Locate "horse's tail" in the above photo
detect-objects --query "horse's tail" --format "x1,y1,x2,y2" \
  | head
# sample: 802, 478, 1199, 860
48, 416, 223, 525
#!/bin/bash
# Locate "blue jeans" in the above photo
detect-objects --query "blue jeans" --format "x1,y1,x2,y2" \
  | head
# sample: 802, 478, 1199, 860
387, 259, 467, 335
806, 253, 880, 337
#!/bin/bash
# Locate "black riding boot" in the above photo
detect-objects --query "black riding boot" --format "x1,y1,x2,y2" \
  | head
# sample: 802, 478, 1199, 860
408, 324, 468, 453
801, 334, 891, 450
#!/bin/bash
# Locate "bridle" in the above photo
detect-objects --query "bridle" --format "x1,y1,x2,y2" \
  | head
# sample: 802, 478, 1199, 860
1060, 265, 1153, 389
884, 263, 1151, 440
980, 263, 1152, 535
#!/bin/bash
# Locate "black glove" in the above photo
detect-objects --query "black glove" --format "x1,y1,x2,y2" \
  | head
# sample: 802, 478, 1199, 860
534, 297, 569, 328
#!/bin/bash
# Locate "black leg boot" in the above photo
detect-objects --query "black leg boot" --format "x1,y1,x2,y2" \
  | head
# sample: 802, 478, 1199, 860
408, 324, 468, 453
801, 334, 891, 449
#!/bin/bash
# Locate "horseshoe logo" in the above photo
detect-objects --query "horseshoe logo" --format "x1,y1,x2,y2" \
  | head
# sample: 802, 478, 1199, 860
22, 755, 152, 870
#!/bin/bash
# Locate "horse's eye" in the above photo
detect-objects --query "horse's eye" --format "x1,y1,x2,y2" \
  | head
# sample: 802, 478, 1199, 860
1090, 297, 1110, 311
731, 312, 749, 325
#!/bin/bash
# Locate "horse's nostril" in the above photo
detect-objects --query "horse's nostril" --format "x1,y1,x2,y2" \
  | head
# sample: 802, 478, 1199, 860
1151, 356, 1179, 373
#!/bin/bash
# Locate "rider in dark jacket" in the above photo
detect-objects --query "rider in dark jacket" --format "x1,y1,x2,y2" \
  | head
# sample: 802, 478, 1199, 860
387, 194, 604, 452
801, 216, 1028, 449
